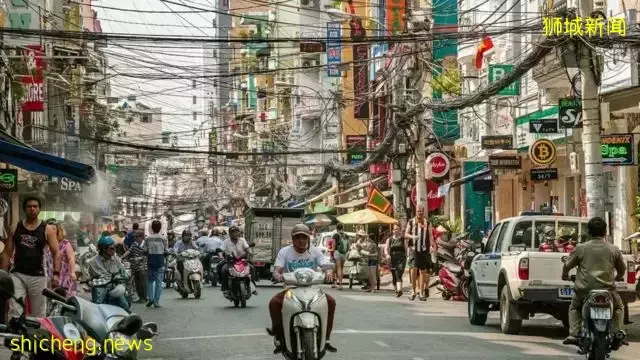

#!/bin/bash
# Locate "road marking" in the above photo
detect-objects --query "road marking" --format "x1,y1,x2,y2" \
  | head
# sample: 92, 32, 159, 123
413, 358, 425, 360
161, 333, 265, 341
374, 340, 389, 347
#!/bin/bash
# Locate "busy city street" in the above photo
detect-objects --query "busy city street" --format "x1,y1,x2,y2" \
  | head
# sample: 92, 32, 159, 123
93, 282, 640, 360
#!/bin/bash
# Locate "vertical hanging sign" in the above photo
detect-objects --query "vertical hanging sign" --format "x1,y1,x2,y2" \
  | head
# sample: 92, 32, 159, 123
22, 45, 44, 112
386, 0, 406, 34
326, 22, 341, 77
353, 44, 370, 119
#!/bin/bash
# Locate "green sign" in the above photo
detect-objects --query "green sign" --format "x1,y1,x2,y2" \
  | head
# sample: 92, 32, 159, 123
488, 64, 520, 96
600, 134, 634, 166
0, 169, 18, 192
558, 97, 583, 128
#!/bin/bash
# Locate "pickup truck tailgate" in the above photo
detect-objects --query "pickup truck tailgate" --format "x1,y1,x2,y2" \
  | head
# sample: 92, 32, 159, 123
527, 252, 573, 288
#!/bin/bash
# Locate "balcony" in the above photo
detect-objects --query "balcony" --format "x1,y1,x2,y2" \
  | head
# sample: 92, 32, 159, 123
299, 165, 323, 186
297, 97, 323, 120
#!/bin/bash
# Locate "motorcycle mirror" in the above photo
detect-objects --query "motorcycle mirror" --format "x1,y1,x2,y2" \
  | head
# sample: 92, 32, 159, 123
249, 242, 256, 248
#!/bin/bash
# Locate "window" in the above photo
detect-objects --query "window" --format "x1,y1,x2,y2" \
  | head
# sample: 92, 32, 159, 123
192, 79, 196, 88
162, 131, 170, 144
192, 95, 197, 105
495, 221, 511, 252
512, 221, 534, 249
484, 223, 502, 253
141, 115, 150, 123
559, 221, 588, 243
213, 79, 218, 88
193, 112, 197, 121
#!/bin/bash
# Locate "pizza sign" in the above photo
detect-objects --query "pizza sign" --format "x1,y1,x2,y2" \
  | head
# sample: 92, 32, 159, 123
426, 152, 450, 179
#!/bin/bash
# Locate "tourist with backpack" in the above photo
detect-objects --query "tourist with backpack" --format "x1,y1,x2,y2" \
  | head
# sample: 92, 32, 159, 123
331, 223, 348, 290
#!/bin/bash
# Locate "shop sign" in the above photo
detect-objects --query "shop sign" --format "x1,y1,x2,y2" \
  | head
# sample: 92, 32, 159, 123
529, 138, 557, 166
529, 118, 558, 133
410, 180, 444, 212
353, 44, 369, 119
326, 22, 341, 77
558, 97, 583, 128
0, 169, 18, 192
600, 134, 634, 166
425, 152, 450, 178
488, 155, 521, 169
488, 64, 520, 96
530, 168, 558, 181
346, 135, 366, 164
58, 177, 82, 192
481, 135, 513, 150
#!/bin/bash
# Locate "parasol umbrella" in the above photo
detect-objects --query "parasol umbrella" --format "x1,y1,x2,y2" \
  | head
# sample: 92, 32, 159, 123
305, 214, 337, 227
336, 208, 398, 225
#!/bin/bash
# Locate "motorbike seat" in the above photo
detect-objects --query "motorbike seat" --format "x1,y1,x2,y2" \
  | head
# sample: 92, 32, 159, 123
437, 239, 457, 251
444, 262, 463, 275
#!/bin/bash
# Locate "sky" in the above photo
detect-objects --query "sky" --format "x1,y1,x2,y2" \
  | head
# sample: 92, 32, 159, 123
97, 0, 216, 144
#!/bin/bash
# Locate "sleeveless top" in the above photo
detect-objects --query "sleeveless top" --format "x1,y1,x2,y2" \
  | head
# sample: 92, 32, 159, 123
13, 221, 47, 276
388, 236, 405, 258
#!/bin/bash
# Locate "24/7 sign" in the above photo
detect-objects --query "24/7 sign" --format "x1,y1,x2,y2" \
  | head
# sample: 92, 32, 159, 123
601, 134, 634, 166
488, 64, 520, 96
558, 97, 583, 128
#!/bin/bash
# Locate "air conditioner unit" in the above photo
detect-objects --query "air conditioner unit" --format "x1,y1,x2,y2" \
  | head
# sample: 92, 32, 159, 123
300, 0, 315, 7
302, 59, 320, 67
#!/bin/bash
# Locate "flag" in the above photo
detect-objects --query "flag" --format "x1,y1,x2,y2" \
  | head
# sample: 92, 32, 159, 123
366, 185, 391, 214
475, 35, 494, 69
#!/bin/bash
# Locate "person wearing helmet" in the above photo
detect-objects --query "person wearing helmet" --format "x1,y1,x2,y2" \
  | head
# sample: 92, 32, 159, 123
87, 236, 129, 311
173, 229, 199, 285
218, 225, 255, 295
267, 224, 337, 354
562, 217, 627, 348
197, 228, 224, 282
3, 195, 61, 318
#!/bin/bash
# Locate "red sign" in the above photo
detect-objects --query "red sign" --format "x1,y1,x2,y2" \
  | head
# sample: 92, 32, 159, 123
426, 152, 450, 179
369, 162, 389, 175
22, 45, 45, 112
410, 180, 444, 212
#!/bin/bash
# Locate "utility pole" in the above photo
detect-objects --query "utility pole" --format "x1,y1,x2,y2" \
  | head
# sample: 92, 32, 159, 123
391, 75, 407, 225
578, 0, 604, 218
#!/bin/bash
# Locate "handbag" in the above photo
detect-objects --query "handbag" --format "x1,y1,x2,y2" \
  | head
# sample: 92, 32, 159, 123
347, 248, 360, 261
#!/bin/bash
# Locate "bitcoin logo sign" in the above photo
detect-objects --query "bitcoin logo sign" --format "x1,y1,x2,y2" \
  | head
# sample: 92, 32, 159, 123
529, 139, 557, 166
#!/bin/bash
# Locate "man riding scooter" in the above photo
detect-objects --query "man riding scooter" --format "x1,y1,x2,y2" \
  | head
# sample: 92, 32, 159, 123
562, 216, 627, 348
174, 230, 199, 284
87, 236, 130, 311
218, 225, 258, 296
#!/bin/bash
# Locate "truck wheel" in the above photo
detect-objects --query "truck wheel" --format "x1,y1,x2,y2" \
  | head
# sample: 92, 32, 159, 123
500, 286, 522, 334
468, 280, 488, 326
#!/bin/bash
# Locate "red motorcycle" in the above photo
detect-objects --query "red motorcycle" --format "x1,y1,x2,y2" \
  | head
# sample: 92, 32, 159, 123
433, 234, 479, 301
223, 256, 253, 308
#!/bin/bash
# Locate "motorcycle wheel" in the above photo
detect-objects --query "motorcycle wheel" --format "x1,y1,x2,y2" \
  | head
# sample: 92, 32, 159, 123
240, 282, 248, 308
441, 291, 452, 300
211, 277, 217, 287
300, 328, 316, 360
192, 280, 202, 299
590, 331, 607, 360
233, 299, 240, 307
461, 278, 470, 300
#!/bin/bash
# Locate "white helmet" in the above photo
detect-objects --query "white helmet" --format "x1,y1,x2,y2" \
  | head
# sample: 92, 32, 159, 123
108, 284, 126, 298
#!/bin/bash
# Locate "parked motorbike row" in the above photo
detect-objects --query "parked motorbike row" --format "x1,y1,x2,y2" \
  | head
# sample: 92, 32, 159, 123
432, 233, 479, 301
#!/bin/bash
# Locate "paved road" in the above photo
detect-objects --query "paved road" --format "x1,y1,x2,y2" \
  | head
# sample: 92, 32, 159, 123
125, 284, 640, 360
1, 283, 638, 359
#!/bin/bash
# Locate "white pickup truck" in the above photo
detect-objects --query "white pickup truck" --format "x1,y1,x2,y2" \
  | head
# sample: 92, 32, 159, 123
467, 215, 637, 334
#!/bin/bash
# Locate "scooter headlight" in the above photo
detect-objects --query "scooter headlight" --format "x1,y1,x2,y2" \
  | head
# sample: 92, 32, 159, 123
105, 332, 134, 357
295, 271, 313, 286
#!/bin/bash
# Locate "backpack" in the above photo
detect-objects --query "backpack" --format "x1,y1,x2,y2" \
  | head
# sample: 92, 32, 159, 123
335, 233, 347, 254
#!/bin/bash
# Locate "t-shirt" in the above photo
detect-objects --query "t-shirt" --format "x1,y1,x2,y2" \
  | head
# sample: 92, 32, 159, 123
275, 245, 326, 272
222, 238, 250, 258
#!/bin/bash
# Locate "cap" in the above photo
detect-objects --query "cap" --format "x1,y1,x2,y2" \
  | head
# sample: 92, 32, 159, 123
291, 224, 311, 237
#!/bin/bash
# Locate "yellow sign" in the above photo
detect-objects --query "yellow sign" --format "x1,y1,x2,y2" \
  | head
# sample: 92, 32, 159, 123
529, 139, 557, 166
543, 16, 626, 37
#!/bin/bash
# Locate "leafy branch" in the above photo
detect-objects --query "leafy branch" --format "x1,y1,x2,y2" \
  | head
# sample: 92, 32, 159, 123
432, 68, 462, 96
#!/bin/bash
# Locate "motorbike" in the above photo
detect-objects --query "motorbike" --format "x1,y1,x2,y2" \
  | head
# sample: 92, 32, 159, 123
437, 241, 478, 301
565, 276, 627, 360
224, 255, 252, 307
76, 243, 98, 284
204, 250, 223, 287
174, 248, 203, 299
164, 249, 177, 289
276, 268, 331, 360
87, 273, 132, 311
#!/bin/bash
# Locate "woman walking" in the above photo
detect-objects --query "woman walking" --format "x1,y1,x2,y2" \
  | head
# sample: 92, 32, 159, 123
384, 224, 407, 297
46, 222, 78, 296
359, 232, 378, 293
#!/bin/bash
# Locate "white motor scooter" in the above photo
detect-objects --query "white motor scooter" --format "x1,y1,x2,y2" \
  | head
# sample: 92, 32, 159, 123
173, 248, 204, 299
279, 267, 333, 360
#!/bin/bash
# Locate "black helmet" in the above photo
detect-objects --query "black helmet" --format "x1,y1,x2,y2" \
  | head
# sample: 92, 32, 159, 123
0, 270, 14, 299
229, 225, 240, 233
181, 229, 192, 238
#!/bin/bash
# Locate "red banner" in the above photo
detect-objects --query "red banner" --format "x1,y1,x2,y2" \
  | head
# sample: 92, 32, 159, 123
386, 0, 406, 34
22, 45, 45, 112
410, 180, 444, 212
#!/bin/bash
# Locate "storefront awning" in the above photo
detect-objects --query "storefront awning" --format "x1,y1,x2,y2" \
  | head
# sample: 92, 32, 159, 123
0, 139, 95, 182
438, 168, 492, 195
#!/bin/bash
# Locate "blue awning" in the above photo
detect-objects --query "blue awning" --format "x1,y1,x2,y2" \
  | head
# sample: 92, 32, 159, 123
0, 139, 95, 182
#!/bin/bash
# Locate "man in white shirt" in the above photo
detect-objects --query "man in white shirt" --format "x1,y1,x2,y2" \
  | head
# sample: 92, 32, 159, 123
219, 225, 256, 295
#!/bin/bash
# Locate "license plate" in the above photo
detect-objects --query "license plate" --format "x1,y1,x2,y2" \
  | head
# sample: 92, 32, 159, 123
270, 265, 274, 272
590, 307, 611, 320
559, 288, 574, 298
254, 261, 265, 267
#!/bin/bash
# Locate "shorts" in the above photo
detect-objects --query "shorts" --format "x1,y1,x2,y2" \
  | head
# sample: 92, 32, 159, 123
407, 256, 416, 268
415, 251, 432, 272
334, 252, 345, 262
368, 259, 378, 267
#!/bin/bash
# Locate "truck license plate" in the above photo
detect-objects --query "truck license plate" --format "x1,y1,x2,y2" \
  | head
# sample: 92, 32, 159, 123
559, 288, 574, 298
590, 307, 611, 320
